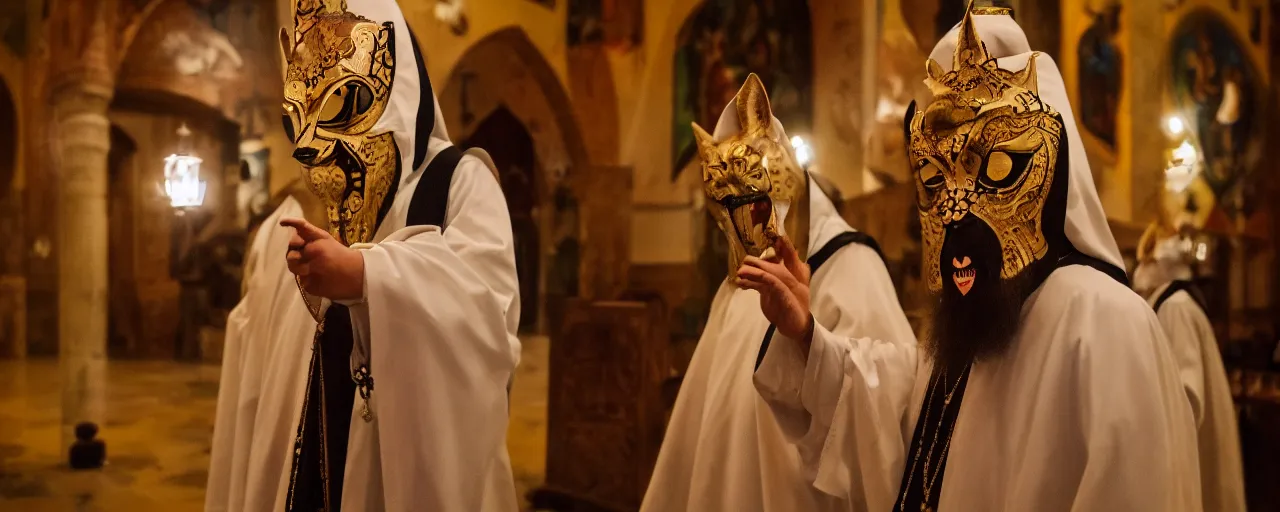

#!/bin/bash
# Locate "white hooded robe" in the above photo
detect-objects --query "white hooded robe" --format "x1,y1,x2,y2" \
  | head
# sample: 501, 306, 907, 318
640, 100, 917, 512
207, 1, 520, 510
1134, 241, 1246, 512
753, 15, 1202, 512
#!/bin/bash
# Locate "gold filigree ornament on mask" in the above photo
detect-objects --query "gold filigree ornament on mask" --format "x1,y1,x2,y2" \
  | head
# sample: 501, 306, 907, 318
280, 0, 397, 246
692, 73, 809, 278
909, 0, 1063, 293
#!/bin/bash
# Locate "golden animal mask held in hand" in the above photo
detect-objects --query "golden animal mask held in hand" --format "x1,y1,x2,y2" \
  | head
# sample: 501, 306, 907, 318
693, 74, 809, 276
908, 3, 1063, 295
281, 0, 398, 246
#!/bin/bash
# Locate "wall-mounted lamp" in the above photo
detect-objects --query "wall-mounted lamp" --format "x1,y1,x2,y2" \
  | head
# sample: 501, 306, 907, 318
1164, 139, 1200, 194
161, 124, 207, 210
791, 135, 813, 170
1165, 115, 1186, 137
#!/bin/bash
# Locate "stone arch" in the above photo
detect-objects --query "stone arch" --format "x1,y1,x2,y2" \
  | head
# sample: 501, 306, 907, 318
115, 0, 246, 117
440, 26, 590, 333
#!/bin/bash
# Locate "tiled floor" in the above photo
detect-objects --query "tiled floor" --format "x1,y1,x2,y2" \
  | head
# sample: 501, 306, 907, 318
0, 336, 550, 511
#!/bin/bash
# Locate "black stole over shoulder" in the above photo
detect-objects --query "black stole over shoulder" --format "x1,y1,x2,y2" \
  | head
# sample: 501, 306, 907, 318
285, 146, 462, 512
1154, 279, 1207, 313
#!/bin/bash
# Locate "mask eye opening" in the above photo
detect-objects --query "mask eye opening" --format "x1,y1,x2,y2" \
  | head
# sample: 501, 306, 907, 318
918, 159, 945, 189
318, 81, 376, 129
979, 150, 1033, 190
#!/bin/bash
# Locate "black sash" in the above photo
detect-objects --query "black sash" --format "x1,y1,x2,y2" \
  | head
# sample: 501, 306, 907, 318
286, 147, 461, 512
1154, 279, 1207, 312
406, 146, 462, 229
753, 231, 887, 370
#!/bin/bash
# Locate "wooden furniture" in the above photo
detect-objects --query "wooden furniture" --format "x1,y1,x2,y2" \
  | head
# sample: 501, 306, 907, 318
530, 298, 669, 512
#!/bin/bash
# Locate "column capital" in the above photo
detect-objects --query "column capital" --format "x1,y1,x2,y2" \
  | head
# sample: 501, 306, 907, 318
49, 80, 114, 120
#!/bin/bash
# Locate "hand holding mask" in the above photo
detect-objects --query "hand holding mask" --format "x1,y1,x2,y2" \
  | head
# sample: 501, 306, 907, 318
736, 237, 814, 347
694, 73, 810, 279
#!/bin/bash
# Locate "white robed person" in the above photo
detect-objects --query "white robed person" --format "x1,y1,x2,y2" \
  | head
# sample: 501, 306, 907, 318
738, 6, 1201, 511
640, 74, 916, 512
1133, 223, 1246, 512
205, 0, 521, 510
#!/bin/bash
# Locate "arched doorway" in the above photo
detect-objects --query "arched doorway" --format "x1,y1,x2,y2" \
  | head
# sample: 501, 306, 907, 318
441, 27, 592, 333
107, 125, 139, 358
0, 76, 19, 358
462, 106, 540, 333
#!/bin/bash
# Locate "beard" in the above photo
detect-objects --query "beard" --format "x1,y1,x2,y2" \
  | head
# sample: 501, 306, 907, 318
926, 218, 1051, 370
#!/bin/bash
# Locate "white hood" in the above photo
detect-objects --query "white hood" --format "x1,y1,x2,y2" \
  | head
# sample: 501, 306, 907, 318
347, 0, 455, 192
930, 14, 1124, 273
1133, 235, 1194, 295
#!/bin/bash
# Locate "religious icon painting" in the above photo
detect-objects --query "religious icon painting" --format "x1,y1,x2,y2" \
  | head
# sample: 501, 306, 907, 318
1168, 10, 1261, 208
1076, 2, 1122, 150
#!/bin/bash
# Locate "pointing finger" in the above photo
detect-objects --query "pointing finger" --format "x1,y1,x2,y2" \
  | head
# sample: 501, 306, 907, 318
280, 218, 332, 243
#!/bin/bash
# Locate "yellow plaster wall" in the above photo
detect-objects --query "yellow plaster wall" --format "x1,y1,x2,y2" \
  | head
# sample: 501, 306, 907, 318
1060, 0, 1129, 221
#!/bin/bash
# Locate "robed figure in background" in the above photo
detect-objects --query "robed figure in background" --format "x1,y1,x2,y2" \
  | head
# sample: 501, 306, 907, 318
740, 7, 1201, 511
641, 74, 916, 512
1134, 224, 1246, 512
206, 0, 521, 510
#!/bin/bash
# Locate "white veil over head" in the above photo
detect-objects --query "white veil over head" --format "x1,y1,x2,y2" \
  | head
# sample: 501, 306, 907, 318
347, 0, 453, 189
929, 13, 1125, 273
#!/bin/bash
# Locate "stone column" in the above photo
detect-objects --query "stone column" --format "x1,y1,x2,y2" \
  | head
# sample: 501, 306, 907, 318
51, 78, 113, 450
39, 0, 118, 452
1126, 0, 1164, 223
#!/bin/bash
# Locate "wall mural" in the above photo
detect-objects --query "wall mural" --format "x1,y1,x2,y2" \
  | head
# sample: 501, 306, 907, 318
1077, 2, 1123, 150
671, 0, 812, 180
568, 0, 642, 48
1169, 11, 1260, 207
0, 2, 26, 56
568, 0, 604, 45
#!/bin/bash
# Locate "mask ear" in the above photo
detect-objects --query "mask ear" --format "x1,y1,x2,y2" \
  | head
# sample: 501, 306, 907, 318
693, 122, 714, 153
735, 73, 773, 138
279, 27, 293, 66
693, 122, 715, 178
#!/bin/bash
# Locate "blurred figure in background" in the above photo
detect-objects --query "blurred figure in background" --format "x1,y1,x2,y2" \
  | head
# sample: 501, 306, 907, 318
1134, 222, 1246, 512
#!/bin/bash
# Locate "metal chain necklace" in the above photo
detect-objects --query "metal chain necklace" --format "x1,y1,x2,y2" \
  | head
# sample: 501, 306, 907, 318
898, 363, 971, 512
898, 369, 945, 511
920, 365, 968, 511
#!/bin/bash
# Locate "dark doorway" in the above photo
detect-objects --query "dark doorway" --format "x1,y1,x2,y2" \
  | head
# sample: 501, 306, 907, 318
462, 107, 540, 332
107, 125, 139, 358
0, 77, 18, 358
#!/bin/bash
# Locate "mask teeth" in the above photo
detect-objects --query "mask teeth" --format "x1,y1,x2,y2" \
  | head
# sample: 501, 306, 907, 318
731, 202, 768, 253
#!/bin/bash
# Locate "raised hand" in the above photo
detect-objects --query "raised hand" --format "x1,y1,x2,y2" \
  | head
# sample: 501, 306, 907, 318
735, 236, 815, 346
281, 218, 366, 302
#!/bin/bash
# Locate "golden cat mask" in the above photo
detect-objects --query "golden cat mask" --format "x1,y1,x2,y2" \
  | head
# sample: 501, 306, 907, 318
908, 3, 1063, 294
281, 0, 397, 245
693, 74, 809, 276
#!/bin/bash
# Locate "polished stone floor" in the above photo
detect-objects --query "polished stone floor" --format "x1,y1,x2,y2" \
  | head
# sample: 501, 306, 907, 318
0, 336, 549, 511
